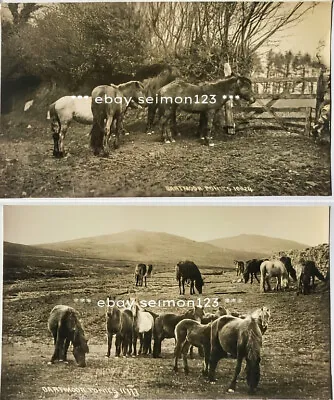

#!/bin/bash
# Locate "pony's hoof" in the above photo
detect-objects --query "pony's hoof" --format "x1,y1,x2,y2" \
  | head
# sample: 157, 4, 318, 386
165, 140, 171, 144
47, 361, 53, 365
171, 139, 176, 143
209, 143, 215, 147
227, 389, 235, 393
105, 355, 110, 358
124, 132, 130, 136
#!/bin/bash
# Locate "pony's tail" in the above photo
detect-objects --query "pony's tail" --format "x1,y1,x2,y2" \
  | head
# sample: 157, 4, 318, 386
175, 265, 180, 281
48, 102, 61, 134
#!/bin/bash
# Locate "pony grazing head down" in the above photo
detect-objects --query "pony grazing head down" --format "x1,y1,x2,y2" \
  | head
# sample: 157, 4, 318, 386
72, 328, 89, 367
195, 277, 204, 294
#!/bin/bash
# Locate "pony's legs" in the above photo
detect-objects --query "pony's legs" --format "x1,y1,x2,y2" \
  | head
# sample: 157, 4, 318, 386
58, 123, 69, 157
173, 338, 185, 372
115, 334, 122, 357
250, 273, 254, 284
202, 344, 211, 376
106, 332, 113, 357
144, 276, 147, 287
265, 277, 272, 291
260, 275, 265, 293
227, 356, 243, 392
146, 104, 158, 134
254, 273, 260, 283
208, 346, 226, 382
206, 110, 215, 147
62, 337, 70, 361
181, 342, 191, 374
132, 331, 138, 356
190, 280, 195, 295
139, 333, 144, 355
51, 330, 65, 363
102, 116, 113, 154
143, 330, 152, 355
153, 335, 163, 358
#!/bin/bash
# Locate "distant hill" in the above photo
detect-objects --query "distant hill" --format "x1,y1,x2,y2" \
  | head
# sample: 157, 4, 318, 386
205, 234, 309, 255
20, 230, 261, 268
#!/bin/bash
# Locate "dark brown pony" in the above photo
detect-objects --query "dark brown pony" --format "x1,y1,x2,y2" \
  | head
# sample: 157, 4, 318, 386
296, 259, 326, 295
152, 306, 204, 358
209, 315, 262, 394
47, 305, 89, 367
106, 305, 134, 357
90, 81, 145, 155
134, 263, 153, 287
142, 65, 181, 134
157, 74, 255, 145
175, 260, 204, 295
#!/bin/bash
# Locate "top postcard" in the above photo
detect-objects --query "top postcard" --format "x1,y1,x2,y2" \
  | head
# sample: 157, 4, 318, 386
1, 1, 332, 198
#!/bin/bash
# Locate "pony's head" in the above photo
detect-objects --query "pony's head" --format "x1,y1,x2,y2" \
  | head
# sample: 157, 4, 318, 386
193, 305, 205, 321
72, 328, 89, 367
235, 76, 256, 104
281, 276, 289, 290
195, 277, 204, 294
252, 307, 271, 334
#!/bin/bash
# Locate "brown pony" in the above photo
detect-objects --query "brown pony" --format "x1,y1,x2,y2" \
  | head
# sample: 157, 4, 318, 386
90, 81, 145, 155
47, 305, 89, 367
152, 306, 204, 358
157, 74, 255, 145
106, 304, 134, 357
209, 314, 263, 394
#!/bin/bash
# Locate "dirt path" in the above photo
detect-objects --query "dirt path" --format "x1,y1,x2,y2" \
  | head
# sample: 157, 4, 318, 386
1, 266, 331, 399
0, 118, 331, 197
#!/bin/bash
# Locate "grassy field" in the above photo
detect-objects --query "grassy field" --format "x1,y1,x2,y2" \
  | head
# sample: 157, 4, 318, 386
1, 254, 331, 400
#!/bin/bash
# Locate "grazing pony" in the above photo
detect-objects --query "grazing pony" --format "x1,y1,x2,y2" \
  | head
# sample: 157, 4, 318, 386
209, 315, 262, 394
243, 259, 268, 284
106, 304, 134, 357
153, 306, 204, 358
47, 305, 89, 367
260, 260, 289, 292
131, 300, 154, 355
157, 74, 255, 145
134, 263, 153, 287
90, 81, 145, 155
234, 260, 245, 276
175, 260, 204, 295
296, 259, 326, 295
280, 256, 297, 281
48, 92, 139, 157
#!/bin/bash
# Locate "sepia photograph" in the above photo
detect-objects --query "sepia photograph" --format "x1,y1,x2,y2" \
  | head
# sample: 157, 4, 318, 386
1, 205, 331, 399
0, 1, 332, 197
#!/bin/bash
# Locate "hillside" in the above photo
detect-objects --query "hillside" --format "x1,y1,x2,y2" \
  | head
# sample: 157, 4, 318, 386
206, 234, 309, 255
29, 230, 259, 267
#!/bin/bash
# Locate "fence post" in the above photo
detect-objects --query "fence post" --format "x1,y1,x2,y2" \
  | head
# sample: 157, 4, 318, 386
223, 63, 235, 135
304, 107, 312, 136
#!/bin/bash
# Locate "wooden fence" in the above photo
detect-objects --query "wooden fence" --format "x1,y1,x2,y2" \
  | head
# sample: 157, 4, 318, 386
224, 76, 319, 135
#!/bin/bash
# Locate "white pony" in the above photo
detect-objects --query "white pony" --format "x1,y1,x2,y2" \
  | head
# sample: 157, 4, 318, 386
130, 299, 154, 356
260, 260, 289, 293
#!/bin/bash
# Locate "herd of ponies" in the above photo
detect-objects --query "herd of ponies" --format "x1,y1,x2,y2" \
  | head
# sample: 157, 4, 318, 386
47, 65, 255, 157
47, 256, 327, 395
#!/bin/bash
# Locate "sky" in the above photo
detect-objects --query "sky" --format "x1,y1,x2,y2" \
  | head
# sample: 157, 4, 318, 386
3, 205, 329, 247
266, 2, 332, 55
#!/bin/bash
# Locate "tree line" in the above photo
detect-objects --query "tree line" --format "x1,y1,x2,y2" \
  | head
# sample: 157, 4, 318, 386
2, 2, 320, 89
